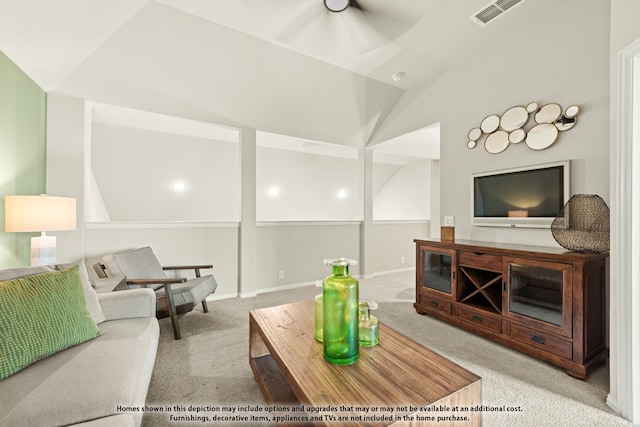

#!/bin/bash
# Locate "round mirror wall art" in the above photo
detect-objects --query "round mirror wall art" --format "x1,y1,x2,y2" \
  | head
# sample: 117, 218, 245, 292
525, 123, 558, 150
509, 128, 526, 144
485, 130, 510, 154
526, 102, 539, 113
500, 106, 528, 132
480, 115, 500, 133
565, 105, 580, 118
468, 128, 482, 141
535, 103, 562, 124
467, 101, 579, 153
555, 115, 577, 131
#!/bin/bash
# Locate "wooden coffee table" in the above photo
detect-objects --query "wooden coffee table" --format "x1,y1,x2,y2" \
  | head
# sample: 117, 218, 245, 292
249, 300, 481, 426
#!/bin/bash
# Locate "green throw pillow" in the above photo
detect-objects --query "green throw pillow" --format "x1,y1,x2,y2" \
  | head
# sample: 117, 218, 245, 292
0, 265, 100, 380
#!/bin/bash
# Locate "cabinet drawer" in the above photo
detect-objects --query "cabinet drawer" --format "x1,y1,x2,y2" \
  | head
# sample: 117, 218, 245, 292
456, 305, 501, 333
419, 294, 451, 315
458, 251, 502, 271
507, 322, 572, 358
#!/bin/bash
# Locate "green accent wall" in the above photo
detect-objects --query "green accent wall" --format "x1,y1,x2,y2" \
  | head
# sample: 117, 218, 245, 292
0, 51, 47, 268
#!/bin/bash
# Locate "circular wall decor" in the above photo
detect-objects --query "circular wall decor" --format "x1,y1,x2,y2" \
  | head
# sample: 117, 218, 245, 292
525, 123, 558, 150
467, 101, 579, 152
480, 115, 500, 133
485, 130, 510, 154
509, 128, 526, 143
565, 105, 580, 118
535, 103, 562, 124
468, 127, 482, 141
500, 106, 528, 132
555, 115, 577, 131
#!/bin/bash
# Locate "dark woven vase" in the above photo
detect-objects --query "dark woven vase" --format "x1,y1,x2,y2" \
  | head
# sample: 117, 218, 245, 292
551, 194, 610, 253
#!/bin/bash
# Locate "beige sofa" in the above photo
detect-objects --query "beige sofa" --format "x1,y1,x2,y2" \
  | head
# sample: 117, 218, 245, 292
0, 263, 159, 426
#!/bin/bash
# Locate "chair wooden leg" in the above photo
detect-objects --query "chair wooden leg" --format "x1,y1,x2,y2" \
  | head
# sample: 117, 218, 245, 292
164, 284, 181, 340
202, 299, 209, 313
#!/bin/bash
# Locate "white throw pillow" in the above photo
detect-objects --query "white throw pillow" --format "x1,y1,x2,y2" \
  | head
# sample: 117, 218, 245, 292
55, 260, 106, 324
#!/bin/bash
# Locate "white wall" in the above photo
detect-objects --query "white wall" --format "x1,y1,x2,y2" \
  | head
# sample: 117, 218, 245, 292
255, 222, 360, 292
256, 147, 360, 221
373, 160, 431, 220
372, 1, 611, 248
373, 221, 429, 273
91, 122, 241, 221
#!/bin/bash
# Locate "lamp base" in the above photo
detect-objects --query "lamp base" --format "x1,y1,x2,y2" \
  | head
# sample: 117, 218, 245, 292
31, 234, 56, 266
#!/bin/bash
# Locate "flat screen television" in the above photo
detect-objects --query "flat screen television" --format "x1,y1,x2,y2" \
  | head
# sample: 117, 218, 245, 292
472, 161, 570, 228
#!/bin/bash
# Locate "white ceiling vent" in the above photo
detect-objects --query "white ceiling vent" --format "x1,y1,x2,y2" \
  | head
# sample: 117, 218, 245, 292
471, 0, 525, 26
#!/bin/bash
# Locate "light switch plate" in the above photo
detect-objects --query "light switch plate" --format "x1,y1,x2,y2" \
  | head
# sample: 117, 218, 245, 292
444, 216, 455, 226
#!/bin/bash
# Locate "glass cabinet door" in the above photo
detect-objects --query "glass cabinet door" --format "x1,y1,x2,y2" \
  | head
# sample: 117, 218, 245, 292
506, 257, 572, 336
420, 248, 455, 294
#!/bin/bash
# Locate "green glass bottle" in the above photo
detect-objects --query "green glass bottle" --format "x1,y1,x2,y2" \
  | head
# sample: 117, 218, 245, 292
322, 258, 359, 365
358, 301, 379, 347
314, 293, 323, 342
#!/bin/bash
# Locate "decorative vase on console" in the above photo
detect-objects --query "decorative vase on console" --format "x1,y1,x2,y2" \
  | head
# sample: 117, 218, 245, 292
322, 258, 359, 365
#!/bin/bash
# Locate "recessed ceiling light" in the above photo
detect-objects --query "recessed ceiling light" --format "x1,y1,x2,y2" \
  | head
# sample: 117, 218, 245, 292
171, 181, 186, 192
268, 186, 280, 197
391, 72, 405, 82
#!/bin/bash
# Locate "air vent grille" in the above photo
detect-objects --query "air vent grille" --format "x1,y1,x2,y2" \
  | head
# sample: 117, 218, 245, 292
471, 0, 525, 26
495, 0, 522, 11
475, 5, 502, 24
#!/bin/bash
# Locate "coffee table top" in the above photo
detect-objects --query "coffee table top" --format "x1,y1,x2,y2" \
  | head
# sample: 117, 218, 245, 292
250, 300, 481, 409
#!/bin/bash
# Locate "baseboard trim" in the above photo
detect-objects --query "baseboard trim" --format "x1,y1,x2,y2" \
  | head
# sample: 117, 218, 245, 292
207, 292, 239, 301
257, 281, 320, 295
208, 269, 416, 302
373, 267, 416, 276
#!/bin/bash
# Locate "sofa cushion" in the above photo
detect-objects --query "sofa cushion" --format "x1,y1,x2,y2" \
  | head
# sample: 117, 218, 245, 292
0, 316, 159, 426
0, 262, 105, 324
0, 266, 100, 380
56, 260, 106, 324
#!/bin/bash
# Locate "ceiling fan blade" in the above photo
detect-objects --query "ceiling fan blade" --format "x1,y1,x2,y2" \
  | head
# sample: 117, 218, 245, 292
347, 0, 428, 40
339, 8, 390, 53
272, 2, 324, 46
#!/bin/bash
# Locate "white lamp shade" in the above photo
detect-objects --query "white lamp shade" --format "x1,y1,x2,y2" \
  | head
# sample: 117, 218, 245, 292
5, 195, 77, 232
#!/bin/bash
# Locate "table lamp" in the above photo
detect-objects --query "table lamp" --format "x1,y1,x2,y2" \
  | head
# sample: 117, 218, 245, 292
5, 195, 77, 266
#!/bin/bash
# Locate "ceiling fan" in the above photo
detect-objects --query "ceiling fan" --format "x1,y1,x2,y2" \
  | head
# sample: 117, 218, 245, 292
275, 0, 428, 54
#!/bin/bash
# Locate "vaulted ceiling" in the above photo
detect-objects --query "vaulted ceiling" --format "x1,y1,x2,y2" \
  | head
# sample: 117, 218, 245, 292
0, 0, 562, 153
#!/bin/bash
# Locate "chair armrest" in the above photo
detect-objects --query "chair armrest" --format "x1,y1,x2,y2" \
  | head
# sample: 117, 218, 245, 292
162, 265, 212, 278
162, 265, 212, 271
127, 278, 186, 286
98, 288, 157, 320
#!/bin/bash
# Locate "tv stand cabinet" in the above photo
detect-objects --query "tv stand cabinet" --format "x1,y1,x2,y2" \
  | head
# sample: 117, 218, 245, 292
414, 239, 608, 379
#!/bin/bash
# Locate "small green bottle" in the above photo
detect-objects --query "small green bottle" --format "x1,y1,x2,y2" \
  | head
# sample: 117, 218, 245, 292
358, 301, 379, 347
322, 258, 359, 365
314, 294, 323, 342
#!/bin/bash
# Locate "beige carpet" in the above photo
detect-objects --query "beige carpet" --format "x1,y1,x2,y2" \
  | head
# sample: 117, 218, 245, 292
142, 271, 629, 427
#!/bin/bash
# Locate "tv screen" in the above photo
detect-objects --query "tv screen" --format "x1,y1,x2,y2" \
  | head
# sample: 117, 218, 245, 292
472, 161, 570, 228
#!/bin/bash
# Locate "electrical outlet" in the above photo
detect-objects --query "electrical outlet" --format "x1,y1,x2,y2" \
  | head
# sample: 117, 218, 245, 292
444, 216, 455, 226
278, 270, 285, 279
401, 256, 405, 264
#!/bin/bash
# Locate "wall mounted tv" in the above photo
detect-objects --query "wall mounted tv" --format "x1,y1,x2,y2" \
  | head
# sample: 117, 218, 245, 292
472, 161, 570, 228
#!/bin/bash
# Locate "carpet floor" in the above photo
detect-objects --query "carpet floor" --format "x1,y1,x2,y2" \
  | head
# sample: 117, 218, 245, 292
142, 271, 629, 427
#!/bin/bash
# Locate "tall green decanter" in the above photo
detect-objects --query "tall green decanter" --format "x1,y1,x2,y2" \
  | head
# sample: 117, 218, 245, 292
322, 258, 359, 365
